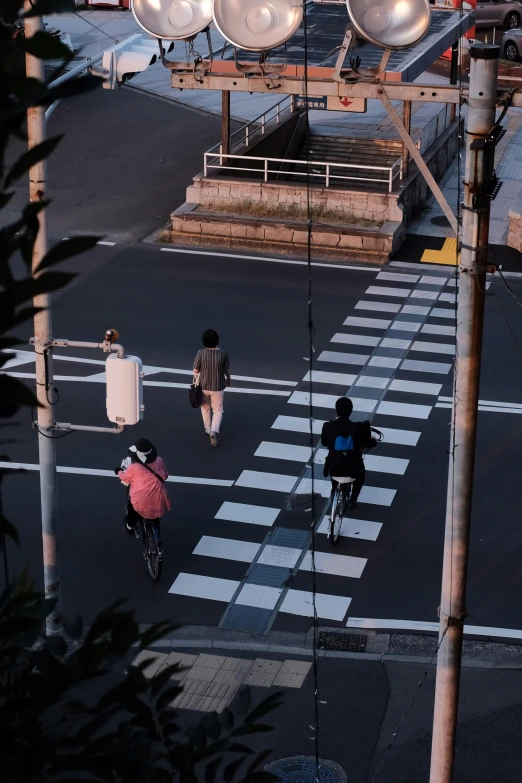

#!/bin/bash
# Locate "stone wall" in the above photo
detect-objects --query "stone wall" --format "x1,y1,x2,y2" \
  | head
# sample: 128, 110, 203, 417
187, 115, 460, 227
186, 179, 404, 223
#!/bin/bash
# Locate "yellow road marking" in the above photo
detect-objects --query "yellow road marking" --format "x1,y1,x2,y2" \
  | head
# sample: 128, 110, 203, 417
421, 237, 460, 266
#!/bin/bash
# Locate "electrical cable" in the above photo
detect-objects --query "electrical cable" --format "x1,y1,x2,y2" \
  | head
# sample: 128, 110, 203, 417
302, 2, 321, 778
72, 11, 119, 44
0, 483, 9, 594
370, 624, 450, 783
30, 406, 74, 440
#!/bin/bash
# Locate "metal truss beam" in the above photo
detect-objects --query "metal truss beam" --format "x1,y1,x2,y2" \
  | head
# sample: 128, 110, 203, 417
171, 71, 522, 107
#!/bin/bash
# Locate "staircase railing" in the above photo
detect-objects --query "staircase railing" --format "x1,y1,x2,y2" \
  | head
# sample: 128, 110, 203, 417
203, 151, 403, 192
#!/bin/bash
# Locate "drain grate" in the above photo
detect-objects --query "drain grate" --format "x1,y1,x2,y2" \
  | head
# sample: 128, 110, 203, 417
265, 756, 347, 783
318, 631, 367, 652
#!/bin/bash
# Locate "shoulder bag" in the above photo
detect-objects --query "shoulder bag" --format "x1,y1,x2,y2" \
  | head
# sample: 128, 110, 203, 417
189, 373, 203, 408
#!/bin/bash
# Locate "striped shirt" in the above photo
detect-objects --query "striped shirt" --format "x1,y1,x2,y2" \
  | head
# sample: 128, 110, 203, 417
193, 347, 230, 391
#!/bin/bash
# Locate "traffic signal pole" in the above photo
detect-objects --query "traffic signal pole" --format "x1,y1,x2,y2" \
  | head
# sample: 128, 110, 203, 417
429, 43, 499, 783
25, 8, 63, 636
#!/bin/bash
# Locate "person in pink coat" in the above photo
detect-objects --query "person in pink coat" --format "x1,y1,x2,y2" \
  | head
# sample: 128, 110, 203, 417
115, 438, 170, 538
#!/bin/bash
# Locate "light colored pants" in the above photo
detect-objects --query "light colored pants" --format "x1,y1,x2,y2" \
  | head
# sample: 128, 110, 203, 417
201, 389, 224, 434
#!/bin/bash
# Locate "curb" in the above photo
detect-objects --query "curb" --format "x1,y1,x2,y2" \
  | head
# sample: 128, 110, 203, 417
139, 626, 522, 670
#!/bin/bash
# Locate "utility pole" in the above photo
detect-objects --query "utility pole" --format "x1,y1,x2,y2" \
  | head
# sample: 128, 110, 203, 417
25, 7, 62, 636
222, 90, 231, 159
429, 44, 499, 783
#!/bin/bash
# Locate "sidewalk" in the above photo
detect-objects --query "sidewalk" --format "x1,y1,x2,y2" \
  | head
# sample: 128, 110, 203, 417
134, 626, 522, 782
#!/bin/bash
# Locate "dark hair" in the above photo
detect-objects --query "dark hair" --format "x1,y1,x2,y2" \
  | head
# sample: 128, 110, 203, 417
202, 329, 219, 348
335, 397, 353, 417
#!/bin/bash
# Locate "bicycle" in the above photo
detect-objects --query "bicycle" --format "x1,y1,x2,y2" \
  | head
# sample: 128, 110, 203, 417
328, 476, 355, 545
133, 517, 163, 581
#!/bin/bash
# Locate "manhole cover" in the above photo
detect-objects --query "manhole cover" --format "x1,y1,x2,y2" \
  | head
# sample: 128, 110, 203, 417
318, 631, 367, 652
265, 756, 347, 783
430, 215, 451, 227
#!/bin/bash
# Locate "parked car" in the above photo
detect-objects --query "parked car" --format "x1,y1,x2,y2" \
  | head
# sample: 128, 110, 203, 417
502, 26, 522, 58
476, 0, 522, 29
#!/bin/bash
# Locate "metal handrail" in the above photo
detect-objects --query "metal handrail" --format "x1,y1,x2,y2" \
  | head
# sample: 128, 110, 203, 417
204, 150, 403, 192
206, 95, 294, 159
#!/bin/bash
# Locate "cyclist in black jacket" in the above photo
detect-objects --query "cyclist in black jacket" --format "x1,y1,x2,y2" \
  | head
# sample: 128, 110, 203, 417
321, 397, 377, 510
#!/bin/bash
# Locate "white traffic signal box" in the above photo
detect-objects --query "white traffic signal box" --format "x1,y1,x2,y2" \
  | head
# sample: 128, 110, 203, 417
102, 33, 161, 89
106, 354, 144, 426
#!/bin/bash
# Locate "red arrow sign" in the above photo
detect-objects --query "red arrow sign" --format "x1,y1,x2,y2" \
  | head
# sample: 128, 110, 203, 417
339, 97, 352, 107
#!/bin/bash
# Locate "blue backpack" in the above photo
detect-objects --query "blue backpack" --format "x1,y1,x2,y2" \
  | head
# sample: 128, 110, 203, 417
334, 435, 354, 453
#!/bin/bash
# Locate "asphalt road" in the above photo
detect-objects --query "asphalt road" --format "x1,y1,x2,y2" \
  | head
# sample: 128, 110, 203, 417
3, 78, 522, 640
3, 242, 522, 641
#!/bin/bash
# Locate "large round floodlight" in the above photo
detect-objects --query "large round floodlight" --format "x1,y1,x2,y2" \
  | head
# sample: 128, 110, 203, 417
213, 0, 303, 52
346, 0, 430, 49
132, 0, 213, 40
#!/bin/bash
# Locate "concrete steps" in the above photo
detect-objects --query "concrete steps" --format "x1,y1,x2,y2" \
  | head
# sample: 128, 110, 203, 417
287, 135, 403, 192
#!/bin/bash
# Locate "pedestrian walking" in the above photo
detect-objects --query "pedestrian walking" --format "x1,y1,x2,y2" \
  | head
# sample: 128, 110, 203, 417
193, 329, 231, 447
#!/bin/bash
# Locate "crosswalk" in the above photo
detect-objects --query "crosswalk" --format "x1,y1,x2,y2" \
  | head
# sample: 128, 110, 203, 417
169, 268, 458, 631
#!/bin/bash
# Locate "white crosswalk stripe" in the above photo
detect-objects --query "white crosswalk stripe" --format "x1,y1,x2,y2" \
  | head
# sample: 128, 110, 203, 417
366, 285, 410, 298
409, 289, 439, 300
302, 370, 356, 386
389, 320, 422, 333
193, 536, 367, 579
317, 350, 370, 366
169, 575, 352, 621
166, 268, 459, 625
377, 271, 420, 283
343, 316, 392, 329
410, 341, 455, 355
288, 391, 378, 412
389, 379, 442, 396
280, 590, 351, 621
401, 304, 430, 315
376, 400, 432, 419
331, 332, 380, 347
318, 515, 382, 541
235, 470, 297, 493
313, 449, 409, 475
255, 441, 310, 463
215, 501, 280, 527
421, 323, 456, 337
355, 300, 401, 313
430, 307, 456, 319
400, 359, 451, 375
271, 415, 421, 446
297, 478, 396, 505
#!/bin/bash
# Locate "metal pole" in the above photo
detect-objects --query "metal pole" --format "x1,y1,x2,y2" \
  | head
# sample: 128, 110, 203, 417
25, 6, 62, 636
401, 100, 411, 178
222, 90, 230, 158
429, 44, 499, 783
450, 41, 459, 123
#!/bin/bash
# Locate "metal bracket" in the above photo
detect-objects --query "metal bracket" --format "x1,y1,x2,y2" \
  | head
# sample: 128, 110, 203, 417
158, 28, 213, 82
460, 242, 489, 252
53, 422, 125, 435
233, 48, 287, 82
378, 87, 459, 235
333, 26, 391, 83
48, 337, 126, 358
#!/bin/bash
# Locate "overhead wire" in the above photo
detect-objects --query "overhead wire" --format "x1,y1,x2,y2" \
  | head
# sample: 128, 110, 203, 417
301, 1, 322, 778
72, 11, 119, 44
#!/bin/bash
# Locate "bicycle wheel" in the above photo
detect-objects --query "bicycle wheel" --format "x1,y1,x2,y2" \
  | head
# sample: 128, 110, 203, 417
143, 523, 163, 581
329, 488, 344, 545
